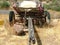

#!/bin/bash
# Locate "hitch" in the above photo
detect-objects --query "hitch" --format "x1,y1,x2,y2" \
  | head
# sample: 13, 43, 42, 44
28, 17, 36, 45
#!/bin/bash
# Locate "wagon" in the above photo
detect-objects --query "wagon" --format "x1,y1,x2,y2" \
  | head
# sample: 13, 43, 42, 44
9, 0, 50, 27
9, 0, 50, 45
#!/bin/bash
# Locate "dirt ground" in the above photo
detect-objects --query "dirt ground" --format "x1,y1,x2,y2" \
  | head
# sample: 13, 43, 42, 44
0, 10, 60, 45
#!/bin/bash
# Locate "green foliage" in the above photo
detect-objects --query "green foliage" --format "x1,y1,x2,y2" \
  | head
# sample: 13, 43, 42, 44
0, 3, 1, 6
51, 6, 60, 11
0, 1, 10, 9
44, 0, 60, 11
44, 4, 51, 9
1, 1, 10, 8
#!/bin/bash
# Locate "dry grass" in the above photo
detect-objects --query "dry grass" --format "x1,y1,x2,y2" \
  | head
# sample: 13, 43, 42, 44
35, 19, 60, 45
0, 10, 60, 45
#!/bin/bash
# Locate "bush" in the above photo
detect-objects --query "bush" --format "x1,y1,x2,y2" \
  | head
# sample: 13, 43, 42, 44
0, 2, 2, 8
44, 4, 51, 9
44, 0, 60, 11
1, 1, 10, 8
51, 6, 60, 11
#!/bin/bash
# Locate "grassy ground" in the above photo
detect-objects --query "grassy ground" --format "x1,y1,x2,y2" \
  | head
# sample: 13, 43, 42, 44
0, 10, 60, 45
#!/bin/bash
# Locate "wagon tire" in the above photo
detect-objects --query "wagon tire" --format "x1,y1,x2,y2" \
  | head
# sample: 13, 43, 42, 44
9, 11, 15, 25
44, 11, 51, 24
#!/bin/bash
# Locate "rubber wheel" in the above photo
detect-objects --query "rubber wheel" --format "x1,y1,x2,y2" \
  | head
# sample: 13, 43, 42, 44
44, 11, 50, 24
9, 11, 15, 25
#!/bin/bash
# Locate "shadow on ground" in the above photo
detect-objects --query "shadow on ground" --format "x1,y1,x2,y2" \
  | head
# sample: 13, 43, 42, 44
34, 27, 42, 45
